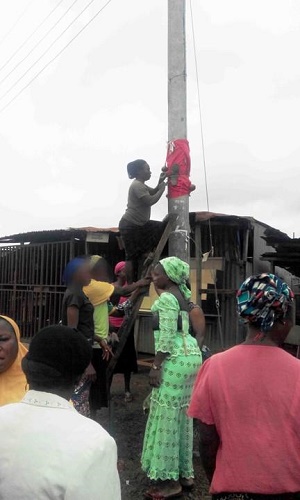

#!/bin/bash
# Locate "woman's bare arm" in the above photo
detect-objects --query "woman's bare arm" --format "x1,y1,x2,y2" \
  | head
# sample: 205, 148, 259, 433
147, 172, 167, 195
139, 182, 166, 206
149, 351, 169, 387
190, 306, 206, 349
67, 306, 96, 380
113, 278, 150, 298
198, 421, 220, 483
66, 306, 79, 328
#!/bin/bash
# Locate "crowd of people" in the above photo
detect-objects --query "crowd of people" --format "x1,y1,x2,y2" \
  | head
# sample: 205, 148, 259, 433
1, 264, 300, 499
0, 159, 300, 499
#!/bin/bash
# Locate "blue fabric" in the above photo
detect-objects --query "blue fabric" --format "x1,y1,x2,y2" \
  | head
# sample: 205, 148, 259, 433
63, 257, 86, 286
236, 273, 294, 332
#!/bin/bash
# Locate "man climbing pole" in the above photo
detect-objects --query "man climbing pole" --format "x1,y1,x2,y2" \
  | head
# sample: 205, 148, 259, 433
119, 159, 167, 283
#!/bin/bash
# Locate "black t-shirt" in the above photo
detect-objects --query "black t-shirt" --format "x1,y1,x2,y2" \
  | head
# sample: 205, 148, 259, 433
62, 286, 94, 343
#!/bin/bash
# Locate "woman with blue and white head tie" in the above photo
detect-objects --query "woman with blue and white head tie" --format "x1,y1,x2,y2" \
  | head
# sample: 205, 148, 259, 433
189, 273, 300, 500
236, 273, 294, 337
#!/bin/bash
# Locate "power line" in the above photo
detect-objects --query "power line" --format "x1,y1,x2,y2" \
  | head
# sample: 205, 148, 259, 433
0, 0, 35, 48
0, 0, 86, 101
189, 0, 224, 349
0, 0, 80, 88
0, 0, 66, 75
0, 0, 113, 115
189, 0, 210, 216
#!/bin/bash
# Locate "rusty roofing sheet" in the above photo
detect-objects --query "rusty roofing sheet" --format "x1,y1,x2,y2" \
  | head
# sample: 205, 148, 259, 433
0, 226, 119, 244
194, 211, 289, 239
76, 226, 119, 233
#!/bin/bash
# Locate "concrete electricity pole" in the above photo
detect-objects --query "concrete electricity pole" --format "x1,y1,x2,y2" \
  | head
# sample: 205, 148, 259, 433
168, 0, 189, 262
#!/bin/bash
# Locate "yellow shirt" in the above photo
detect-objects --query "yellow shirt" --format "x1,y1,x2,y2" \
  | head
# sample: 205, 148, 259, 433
93, 302, 109, 339
83, 280, 115, 340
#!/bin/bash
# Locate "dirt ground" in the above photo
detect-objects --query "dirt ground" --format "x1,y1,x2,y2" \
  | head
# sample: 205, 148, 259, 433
97, 366, 210, 500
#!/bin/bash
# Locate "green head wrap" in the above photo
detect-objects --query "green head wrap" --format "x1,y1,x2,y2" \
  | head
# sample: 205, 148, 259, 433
160, 256, 191, 300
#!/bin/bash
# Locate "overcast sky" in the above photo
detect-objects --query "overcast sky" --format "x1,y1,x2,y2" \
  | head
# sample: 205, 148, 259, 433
0, 0, 299, 237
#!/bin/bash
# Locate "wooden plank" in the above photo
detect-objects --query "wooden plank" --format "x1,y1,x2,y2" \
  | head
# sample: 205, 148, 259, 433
195, 223, 202, 306
106, 214, 178, 381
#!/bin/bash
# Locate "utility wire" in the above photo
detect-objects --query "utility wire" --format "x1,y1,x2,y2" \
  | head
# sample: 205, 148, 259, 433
189, 0, 211, 228
0, 0, 35, 48
0, 0, 66, 75
0, 0, 113, 115
0, 0, 80, 88
0, 0, 92, 102
189, 0, 224, 349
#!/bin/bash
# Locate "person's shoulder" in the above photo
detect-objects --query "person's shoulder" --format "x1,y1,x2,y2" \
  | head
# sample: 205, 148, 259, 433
0, 402, 27, 426
0, 401, 22, 415
157, 292, 180, 309
83, 279, 93, 291
129, 180, 139, 190
207, 345, 300, 366
204, 345, 243, 365
63, 287, 72, 298
75, 414, 116, 448
84, 279, 98, 294
87, 279, 114, 292
130, 180, 147, 193
64, 286, 82, 298
277, 348, 300, 367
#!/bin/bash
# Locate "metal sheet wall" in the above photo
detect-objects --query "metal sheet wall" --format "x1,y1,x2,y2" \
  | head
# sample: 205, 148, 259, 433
0, 242, 71, 338
190, 220, 274, 351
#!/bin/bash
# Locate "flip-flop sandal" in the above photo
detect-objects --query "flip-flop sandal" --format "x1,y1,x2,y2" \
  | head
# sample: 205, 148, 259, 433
144, 487, 183, 499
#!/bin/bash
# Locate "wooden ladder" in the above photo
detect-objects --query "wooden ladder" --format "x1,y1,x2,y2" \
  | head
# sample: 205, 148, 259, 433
106, 214, 178, 431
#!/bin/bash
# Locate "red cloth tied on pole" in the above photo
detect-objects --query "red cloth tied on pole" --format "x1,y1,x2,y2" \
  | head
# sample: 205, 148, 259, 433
165, 139, 195, 199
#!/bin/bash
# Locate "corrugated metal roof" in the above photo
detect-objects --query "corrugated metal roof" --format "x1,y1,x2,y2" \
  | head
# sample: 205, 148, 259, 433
194, 211, 289, 239
77, 226, 119, 233
195, 211, 230, 221
194, 211, 252, 227
0, 211, 288, 244
0, 226, 119, 244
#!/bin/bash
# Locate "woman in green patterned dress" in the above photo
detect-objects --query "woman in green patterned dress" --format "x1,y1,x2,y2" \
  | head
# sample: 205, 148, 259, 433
141, 257, 202, 499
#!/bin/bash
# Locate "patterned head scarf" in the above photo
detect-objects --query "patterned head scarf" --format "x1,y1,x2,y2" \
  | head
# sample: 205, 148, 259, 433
160, 256, 191, 300
236, 273, 294, 332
